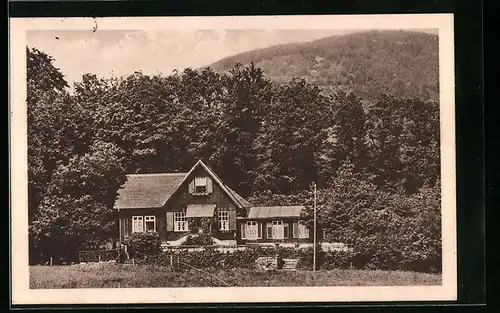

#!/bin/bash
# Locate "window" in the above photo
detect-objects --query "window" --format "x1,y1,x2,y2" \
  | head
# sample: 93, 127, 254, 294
283, 222, 289, 239
194, 177, 207, 195
268, 221, 284, 239
174, 212, 188, 232
245, 221, 261, 240
132, 216, 144, 233
218, 211, 230, 231
145, 216, 156, 232
293, 222, 310, 239
299, 223, 310, 238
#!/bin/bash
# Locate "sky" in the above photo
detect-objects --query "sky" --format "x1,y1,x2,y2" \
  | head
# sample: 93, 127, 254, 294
27, 29, 437, 89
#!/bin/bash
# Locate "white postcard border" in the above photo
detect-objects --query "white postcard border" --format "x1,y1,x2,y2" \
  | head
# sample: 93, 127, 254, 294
10, 14, 456, 304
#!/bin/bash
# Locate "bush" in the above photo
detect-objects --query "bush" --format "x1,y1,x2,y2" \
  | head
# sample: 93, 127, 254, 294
182, 233, 215, 246
295, 246, 326, 270
134, 241, 440, 273
123, 232, 162, 260
139, 247, 278, 269
321, 251, 354, 270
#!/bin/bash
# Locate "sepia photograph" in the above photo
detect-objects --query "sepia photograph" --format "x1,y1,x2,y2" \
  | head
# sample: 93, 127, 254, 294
10, 14, 456, 304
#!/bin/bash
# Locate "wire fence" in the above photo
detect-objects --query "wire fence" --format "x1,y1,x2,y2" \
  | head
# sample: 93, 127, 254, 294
173, 255, 232, 287
162, 244, 277, 254
79, 248, 122, 263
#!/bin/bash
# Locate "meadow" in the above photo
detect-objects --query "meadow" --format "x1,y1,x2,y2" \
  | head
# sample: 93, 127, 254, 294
30, 264, 441, 289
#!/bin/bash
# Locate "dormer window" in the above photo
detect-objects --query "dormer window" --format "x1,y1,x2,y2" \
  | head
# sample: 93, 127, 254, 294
195, 177, 207, 194
190, 177, 212, 195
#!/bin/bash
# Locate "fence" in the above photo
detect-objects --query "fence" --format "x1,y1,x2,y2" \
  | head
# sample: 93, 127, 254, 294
162, 244, 277, 254
161, 242, 349, 253
79, 248, 122, 263
171, 254, 232, 287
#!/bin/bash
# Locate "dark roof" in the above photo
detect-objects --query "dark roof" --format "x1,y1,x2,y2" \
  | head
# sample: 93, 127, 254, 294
114, 173, 187, 209
113, 160, 253, 210
247, 206, 305, 219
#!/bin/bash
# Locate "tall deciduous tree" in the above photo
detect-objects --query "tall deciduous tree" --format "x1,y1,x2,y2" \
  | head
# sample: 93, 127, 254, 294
93, 71, 185, 173
29, 141, 126, 263
254, 78, 332, 194
27, 47, 73, 219
365, 95, 440, 193
215, 63, 274, 196
319, 91, 370, 185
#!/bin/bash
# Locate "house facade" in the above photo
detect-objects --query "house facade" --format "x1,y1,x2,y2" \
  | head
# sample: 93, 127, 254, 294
113, 160, 312, 246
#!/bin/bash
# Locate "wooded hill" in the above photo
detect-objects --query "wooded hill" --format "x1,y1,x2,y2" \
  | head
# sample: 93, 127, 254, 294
209, 30, 439, 102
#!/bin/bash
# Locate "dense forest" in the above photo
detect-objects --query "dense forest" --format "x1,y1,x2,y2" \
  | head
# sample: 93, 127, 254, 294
27, 42, 441, 272
210, 30, 439, 103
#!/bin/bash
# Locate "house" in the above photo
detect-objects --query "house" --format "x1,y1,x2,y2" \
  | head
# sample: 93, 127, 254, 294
113, 159, 312, 247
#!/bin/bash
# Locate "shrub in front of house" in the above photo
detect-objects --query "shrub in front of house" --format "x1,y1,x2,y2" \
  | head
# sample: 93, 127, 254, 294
123, 232, 162, 261
295, 246, 326, 270
134, 243, 439, 273
320, 251, 355, 270
139, 247, 267, 269
182, 233, 215, 246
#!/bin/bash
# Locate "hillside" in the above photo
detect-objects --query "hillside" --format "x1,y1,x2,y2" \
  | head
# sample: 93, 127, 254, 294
207, 30, 439, 102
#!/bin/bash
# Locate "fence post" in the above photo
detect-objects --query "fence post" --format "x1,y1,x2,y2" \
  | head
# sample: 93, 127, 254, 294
170, 254, 173, 267
50, 257, 53, 266
98, 253, 101, 263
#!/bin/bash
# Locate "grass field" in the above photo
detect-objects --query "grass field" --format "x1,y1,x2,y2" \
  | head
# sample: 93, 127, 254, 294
30, 264, 441, 289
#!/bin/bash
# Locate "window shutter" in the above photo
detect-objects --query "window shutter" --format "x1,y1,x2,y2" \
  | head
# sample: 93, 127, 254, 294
126, 217, 132, 237
258, 223, 262, 239
189, 180, 195, 194
240, 223, 246, 239
229, 210, 237, 230
266, 223, 273, 239
206, 177, 213, 194
157, 215, 166, 237
293, 222, 299, 238
166, 212, 174, 231
121, 217, 130, 240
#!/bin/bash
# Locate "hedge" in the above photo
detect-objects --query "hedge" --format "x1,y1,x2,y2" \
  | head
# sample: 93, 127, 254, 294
126, 234, 440, 273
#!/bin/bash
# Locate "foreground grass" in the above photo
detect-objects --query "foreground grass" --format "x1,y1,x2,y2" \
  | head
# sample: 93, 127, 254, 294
30, 264, 441, 289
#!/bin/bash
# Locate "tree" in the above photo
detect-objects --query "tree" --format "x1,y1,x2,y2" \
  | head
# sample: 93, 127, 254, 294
365, 95, 440, 193
319, 91, 370, 185
301, 161, 382, 243
365, 94, 406, 192
93, 71, 187, 173
27, 47, 81, 219
27, 47, 68, 101
254, 78, 332, 194
172, 67, 229, 170
29, 141, 126, 263
213, 63, 274, 196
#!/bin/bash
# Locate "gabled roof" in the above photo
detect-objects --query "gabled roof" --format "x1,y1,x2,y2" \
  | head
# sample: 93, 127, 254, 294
113, 160, 252, 210
114, 173, 187, 209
